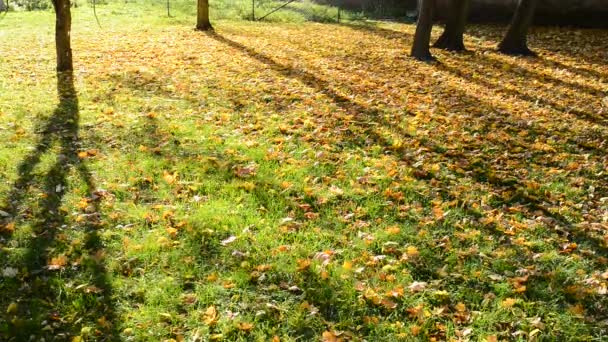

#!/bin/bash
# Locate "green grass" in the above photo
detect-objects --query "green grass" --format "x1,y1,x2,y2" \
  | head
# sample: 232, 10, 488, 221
1, 2, 608, 341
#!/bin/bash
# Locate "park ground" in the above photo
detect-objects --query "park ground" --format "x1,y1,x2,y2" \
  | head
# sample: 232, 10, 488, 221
0, 2, 608, 341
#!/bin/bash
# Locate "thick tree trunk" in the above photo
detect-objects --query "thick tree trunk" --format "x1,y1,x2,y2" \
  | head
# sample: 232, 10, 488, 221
0, 0, 6, 12
196, 0, 213, 31
433, 0, 469, 51
498, 0, 537, 55
411, 0, 436, 61
52, 0, 73, 71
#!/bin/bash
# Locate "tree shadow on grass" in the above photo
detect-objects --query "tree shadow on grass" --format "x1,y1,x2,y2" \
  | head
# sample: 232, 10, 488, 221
0, 72, 119, 341
206, 31, 608, 334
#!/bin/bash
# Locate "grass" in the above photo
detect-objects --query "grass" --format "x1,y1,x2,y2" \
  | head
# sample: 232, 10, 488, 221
1, 2, 608, 341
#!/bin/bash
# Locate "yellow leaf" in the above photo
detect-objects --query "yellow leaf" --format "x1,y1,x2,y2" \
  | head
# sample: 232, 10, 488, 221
163, 171, 176, 184
321, 331, 339, 342
501, 298, 517, 308
6, 302, 18, 314
386, 226, 400, 235
237, 322, 254, 332
203, 306, 218, 325
406, 246, 419, 258
296, 259, 311, 272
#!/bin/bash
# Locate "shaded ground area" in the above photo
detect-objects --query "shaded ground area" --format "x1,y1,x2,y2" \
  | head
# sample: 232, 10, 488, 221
0, 10, 607, 341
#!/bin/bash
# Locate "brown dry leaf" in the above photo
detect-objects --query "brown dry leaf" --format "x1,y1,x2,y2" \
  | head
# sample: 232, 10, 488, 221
235, 165, 257, 178
0, 222, 15, 234
408, 281, 428, 292
381, 298, 397, 310
410, 325, 421, 336
569, 304, 585, 316
407, 304, 424, 319
432, 205, 444, 220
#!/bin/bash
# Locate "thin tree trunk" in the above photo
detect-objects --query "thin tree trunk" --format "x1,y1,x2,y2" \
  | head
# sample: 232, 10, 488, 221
433, 0, 469, 51
196, 0, 213, 31
411, 0, 436, 61
498, 0, 537, 55
51, 0, 73, 72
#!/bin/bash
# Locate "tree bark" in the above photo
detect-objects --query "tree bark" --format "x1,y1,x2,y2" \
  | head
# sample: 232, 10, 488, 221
196, 0, 213, 31
498, 0, 537, 55
433, 0, 469, 51
51, 0, 73, 71
0, 0, 6, 12
411, 0, 436, 61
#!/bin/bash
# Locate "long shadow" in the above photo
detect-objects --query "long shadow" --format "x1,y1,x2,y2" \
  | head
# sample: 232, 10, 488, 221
346, 22, 607, 99
208, 32, 605, 203
334, 23, 608, 130
535, 56, 608, 82
0, 72, 119, 340
207, 29, 608, 303
478, 51, 606, 96
338, 21, 412, 41
464, 24, 608, 70
435, 60, 608, 127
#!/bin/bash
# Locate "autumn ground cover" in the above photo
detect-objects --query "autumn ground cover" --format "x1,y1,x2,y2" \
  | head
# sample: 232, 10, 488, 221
1, 2, 608, 341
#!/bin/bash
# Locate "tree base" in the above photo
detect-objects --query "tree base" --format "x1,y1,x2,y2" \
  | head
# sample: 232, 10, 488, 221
196, 23, 214, 31
411, 52, 437, 62
497, 44, 536, 56
433, 34, 466, 52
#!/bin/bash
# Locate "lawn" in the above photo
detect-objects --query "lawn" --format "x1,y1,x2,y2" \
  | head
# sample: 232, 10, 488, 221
1, 2, 608, 341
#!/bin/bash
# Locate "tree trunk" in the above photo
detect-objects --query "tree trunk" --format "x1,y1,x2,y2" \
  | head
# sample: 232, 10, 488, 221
196, 0, 213, 31
498, 0, 537, 55
411, 0, 436, 61
0, 0, 6, 12
51, 0, 73, 71
433, 0, 469, 51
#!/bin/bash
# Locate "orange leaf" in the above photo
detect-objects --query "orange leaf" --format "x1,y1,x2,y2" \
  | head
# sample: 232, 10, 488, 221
237, 322, 254, 331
